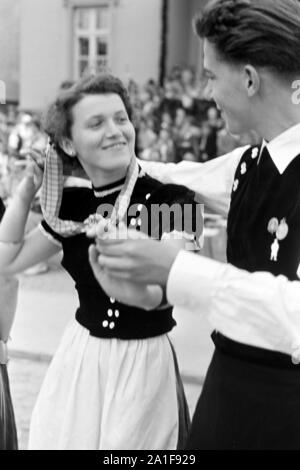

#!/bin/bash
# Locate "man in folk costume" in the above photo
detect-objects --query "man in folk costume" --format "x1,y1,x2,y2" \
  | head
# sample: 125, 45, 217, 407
89, 0, 300, 450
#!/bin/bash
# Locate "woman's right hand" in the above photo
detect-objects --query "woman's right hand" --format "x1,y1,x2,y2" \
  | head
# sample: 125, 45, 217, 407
15, 160, 44, 205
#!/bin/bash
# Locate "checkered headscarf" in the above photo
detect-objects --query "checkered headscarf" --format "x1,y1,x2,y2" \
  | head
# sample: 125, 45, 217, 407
40, 140, 139, 237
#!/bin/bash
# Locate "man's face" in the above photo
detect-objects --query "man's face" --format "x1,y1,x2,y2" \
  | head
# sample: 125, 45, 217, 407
203, 39, 252, 136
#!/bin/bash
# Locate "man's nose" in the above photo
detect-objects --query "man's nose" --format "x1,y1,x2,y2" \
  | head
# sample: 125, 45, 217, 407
205, 82, 214, 100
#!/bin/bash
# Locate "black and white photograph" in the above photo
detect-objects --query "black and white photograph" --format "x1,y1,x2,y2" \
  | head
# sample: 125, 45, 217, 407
0, 0, 300, 451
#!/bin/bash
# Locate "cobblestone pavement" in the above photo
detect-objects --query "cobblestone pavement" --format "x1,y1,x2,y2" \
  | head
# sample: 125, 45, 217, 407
8, 356, 202, 451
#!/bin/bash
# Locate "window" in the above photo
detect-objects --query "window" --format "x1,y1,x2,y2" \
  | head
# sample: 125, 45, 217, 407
74, 6, 110, 79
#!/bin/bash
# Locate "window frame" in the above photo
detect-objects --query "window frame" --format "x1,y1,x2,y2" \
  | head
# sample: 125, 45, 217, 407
73, 3, 111, 80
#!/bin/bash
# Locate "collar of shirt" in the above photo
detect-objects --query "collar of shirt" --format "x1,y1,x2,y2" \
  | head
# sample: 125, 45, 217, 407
260, 122, 300, 174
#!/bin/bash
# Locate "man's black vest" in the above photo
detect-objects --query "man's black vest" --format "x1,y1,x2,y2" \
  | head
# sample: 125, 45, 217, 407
227, 146, 300, 281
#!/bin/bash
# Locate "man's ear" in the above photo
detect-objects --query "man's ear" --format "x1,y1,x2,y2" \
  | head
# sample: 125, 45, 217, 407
244, 65, 260, 97
60, 138, 76, 157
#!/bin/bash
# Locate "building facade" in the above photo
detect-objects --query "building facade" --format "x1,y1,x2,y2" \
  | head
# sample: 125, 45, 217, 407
2, 0, 206, 111
0, 0, 20, 105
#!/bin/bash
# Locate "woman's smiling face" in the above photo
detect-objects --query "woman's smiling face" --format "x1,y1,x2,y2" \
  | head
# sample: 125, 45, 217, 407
70, 93, 135, 177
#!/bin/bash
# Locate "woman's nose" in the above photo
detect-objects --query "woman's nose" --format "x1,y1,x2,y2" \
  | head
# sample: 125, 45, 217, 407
104, 119, 121, 137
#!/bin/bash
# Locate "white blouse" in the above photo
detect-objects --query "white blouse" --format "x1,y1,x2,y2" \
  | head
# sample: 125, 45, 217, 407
140, 122, 300, 358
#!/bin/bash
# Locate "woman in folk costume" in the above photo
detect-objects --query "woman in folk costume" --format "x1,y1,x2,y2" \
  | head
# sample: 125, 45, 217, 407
88, 0, 300, 450
0, 198, 18, 450
0, 74, 202, 450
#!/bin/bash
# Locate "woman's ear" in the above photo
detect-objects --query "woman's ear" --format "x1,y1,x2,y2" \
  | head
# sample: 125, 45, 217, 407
244, 65, 260, 98
60, 138, 76, 157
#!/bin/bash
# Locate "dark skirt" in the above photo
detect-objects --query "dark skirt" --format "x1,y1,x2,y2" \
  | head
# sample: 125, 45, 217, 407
169, 340, 191, 449
0, 365, 18, 450
186, 333, 300, 450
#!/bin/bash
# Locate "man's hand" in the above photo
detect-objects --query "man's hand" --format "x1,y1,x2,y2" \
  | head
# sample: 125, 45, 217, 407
88, 244, 163, 309
91, 228, 181, 285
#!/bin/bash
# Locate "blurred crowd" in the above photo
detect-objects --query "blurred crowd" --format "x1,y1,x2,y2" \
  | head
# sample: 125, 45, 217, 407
0, 65, 261, 202
131, 66, 260, 163
0, 66, 259, 273
0, 110, 47, 201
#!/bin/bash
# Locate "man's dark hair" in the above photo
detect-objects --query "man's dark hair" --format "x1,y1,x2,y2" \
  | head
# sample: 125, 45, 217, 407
194, 0, 300, 79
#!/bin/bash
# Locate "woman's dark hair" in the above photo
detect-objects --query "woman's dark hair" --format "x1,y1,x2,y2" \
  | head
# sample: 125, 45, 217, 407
194, 0, 300, 79
43, 74, 132, 170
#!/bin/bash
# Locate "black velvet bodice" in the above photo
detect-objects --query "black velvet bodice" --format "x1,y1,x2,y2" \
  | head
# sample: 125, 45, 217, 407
42, 172, 201, 339
227, 146, 300, 281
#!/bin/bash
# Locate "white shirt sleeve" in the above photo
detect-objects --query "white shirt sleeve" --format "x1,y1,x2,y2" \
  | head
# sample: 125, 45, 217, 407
167, 250, 300, 358
139, 146, 249, 217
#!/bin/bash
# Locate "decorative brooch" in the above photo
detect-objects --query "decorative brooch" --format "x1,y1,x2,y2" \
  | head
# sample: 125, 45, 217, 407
267, 217, 289, 262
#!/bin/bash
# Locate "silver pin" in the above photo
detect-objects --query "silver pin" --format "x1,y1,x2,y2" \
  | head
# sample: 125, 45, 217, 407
276, 219, 289, 241
268, 218, 288, 263
270, 239, 280, 262
267, 218, 279, 235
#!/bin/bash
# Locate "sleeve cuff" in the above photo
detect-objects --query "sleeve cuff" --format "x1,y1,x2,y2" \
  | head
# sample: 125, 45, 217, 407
38, 223, 62, 248
166, 250, 222, 311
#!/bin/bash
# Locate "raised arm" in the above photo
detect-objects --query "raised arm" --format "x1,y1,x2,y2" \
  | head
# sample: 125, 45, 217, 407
0, 163, 61, 276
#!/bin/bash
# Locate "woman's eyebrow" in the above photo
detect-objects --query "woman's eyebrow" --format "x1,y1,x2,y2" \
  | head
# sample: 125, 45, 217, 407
114, 110, 127, 116
86, 113, 105, 122
87, 110, 127, 121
